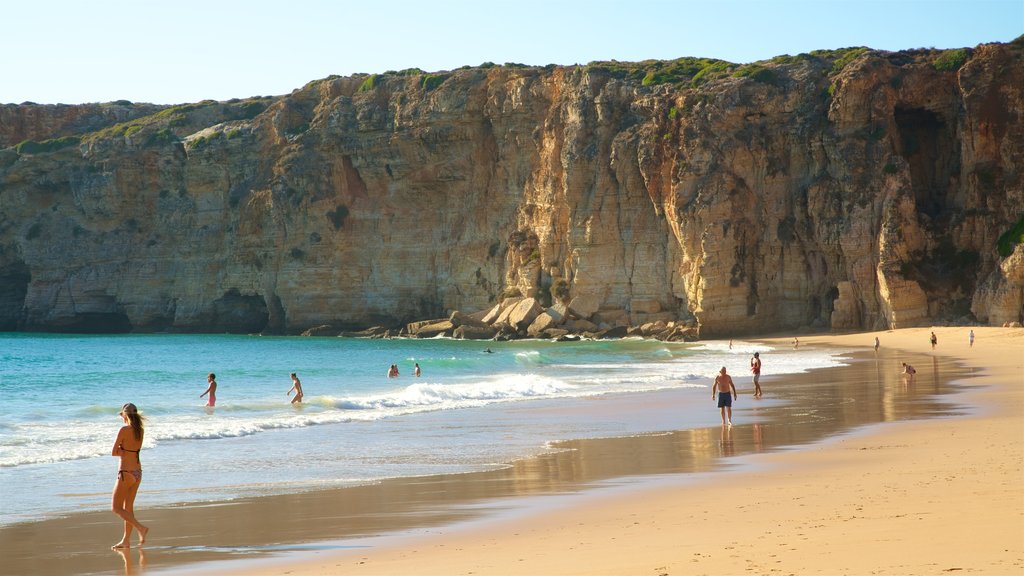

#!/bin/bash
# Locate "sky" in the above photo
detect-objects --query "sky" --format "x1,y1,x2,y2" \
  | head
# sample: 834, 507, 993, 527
3, 0, 1021, 105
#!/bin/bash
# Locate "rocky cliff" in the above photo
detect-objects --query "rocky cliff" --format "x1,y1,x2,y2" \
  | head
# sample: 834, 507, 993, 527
1, 40, 1021, 335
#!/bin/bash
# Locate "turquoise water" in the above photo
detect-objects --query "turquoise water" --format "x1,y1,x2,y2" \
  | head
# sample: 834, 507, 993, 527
0, 333, 847, 525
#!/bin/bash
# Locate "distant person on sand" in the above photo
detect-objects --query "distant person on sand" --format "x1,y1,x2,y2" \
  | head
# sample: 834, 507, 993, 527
712, 367, 738, 427
750, 352, 762, 398
388, 364, 399, 378
901, 362, 917, 381
200, 373, 217, 406
969, 330, 975, 348
111, 403, 148, 549
287, 373, 303, 404
874, 336, 880, 352
793, 337, 800, 349
930, 331, 938, 350
729, 339, 733, 350
414, 363, 421, 377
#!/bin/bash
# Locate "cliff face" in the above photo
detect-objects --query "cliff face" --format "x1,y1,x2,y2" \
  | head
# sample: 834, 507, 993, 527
0, 102, 166, 149
0, 41, 1021, 335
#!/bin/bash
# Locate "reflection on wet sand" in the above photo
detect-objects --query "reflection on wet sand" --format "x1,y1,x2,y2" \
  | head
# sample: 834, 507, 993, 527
719, 425, 735, 457
112, 548, 145, 576
0, 350, 971, 576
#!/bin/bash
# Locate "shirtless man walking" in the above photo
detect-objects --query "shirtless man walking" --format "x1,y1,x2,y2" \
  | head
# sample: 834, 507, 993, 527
200, 373, 217, 407
712, 367, 738, 427
287, 373, 304, 404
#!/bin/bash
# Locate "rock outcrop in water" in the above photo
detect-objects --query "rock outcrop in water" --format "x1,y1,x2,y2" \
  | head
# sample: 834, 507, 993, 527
0, 40, 1021, 335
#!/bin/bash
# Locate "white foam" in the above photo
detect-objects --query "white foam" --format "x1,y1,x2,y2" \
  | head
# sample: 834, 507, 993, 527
333, 375, 578, 410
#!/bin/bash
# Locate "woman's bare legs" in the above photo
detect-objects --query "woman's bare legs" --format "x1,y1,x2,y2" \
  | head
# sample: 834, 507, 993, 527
111, 475, 148, 548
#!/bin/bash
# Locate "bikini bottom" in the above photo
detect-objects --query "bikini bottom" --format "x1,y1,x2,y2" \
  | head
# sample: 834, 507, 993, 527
118, 469, 142, 482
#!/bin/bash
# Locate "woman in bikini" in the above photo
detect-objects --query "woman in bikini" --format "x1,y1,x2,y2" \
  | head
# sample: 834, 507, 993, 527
111, 403, 149, 549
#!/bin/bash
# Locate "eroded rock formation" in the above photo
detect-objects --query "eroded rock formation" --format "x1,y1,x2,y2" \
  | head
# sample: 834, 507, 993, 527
0, 41, 1021, 335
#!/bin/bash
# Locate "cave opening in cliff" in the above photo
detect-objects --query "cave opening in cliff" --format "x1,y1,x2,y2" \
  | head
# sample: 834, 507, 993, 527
210, 289, 270, 334
893, 106, 959, 220
0, 261, 30, 331
53, 312, 134, 334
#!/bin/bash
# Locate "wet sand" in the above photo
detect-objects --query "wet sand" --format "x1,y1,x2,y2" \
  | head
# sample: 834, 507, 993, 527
1, 327, 1019, 575
233, 327, 1019, 576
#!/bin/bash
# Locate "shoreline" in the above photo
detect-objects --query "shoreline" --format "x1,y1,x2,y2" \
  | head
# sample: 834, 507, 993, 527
203, 327, 1024, 576
1, 328, 1018, 575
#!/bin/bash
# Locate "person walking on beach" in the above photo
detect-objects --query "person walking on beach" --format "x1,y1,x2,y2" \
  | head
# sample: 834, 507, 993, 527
200, 373, 217, 406
111, 403, 149, 549
750, 352, 762, 398
874, 336, 880, 353
969, 329, 975, 348
414, 363, 421, 377
793, 337, 800, 349
930, 331, 938, 350
287, 373, 303, 404
712, 367, 738, 427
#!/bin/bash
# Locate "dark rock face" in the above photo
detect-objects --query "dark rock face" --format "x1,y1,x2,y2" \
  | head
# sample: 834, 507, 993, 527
0, 259, 30, 330
0, 41, 1021, 334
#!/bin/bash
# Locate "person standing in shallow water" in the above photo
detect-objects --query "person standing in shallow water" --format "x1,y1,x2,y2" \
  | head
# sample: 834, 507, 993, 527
712, 367, 737, 427
200, 373, 217, 406
111, 403, 149, 549
750, 352, 762, 398
287, 373, 303, 404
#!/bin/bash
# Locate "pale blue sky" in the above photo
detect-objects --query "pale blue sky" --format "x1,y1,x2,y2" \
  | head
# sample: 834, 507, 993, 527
3, 0, 1021, 105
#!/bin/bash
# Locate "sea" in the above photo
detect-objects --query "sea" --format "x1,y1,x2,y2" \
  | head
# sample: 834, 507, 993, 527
0, 332, 852, 527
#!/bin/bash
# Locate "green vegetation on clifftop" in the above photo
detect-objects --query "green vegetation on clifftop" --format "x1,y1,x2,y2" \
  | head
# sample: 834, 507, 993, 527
15, 136, 80, 155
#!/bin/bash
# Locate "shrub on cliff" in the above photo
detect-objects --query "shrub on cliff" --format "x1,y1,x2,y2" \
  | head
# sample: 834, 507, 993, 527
997, 215, 1024, 257
15, 136, 80, 155
358, 75, 378, 92
230, 101, 267, 120
932, 48, 971, 72
732, 64, 778, 85
188, 131, 223, 150
588, 57, 740, 88
690, 61, 734, 86
421, 74, 448, 91
147, 129, 178, 146
811, 46, 869, 74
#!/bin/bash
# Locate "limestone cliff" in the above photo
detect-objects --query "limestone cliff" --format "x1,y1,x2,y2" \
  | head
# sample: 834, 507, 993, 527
0, 40, 1021, 335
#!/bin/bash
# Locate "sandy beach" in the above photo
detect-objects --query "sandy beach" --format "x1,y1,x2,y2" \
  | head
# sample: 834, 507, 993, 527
213, 327, 1024, 576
